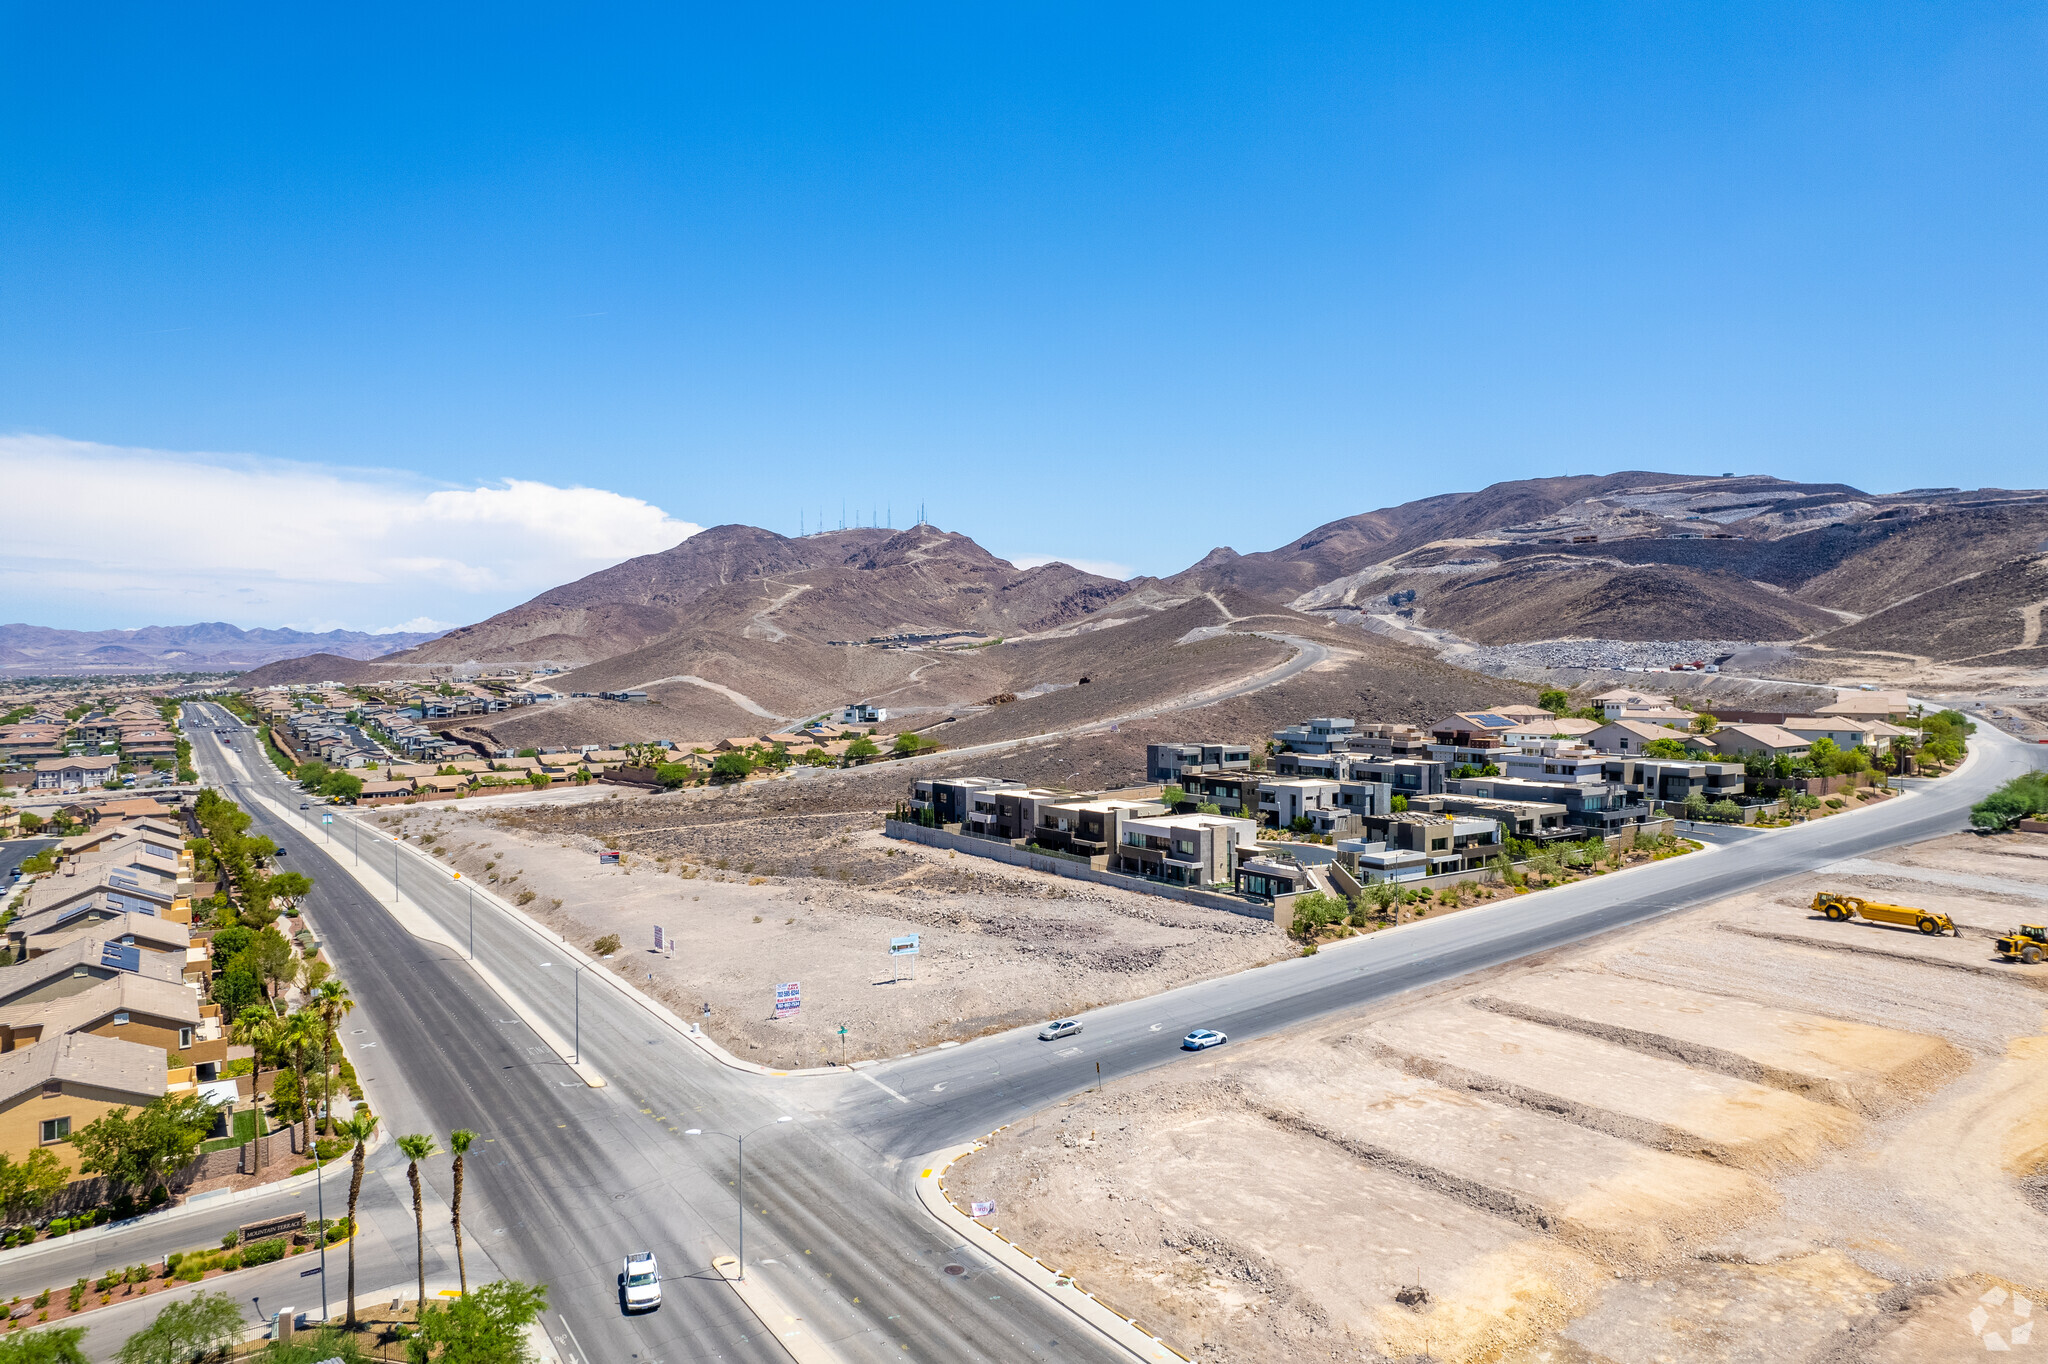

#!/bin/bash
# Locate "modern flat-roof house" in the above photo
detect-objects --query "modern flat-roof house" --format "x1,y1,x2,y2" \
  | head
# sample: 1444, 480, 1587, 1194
841, 704, 888, 725
0, 1032, 169, 1176
908, 776, 1015, 828
1271, 717, 1355, 754
1257, 778, 1351, 833
1146, 743, 1253, 784
1590, 689, 1675, 719
1629, 758, 1747, 804
961, 784, 1069, 843
1031, 799, 1166, 861
1426, 712, 1523, 765
1234, 854, 1313, 902
1449, 774, 1653, 835
1433, 793, 1572, 840
1356, 811, 1502, 874
1112, 812, 1259, 887
1181, 769, 1263, 817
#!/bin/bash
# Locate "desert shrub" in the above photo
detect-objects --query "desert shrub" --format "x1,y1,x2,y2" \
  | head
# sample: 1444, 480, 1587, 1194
591, 934, 621, 956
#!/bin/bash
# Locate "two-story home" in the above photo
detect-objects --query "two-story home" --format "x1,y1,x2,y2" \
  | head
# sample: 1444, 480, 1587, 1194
1146, 743, 1254, 784
32, 756, 118, 792
1585, 720, 1697, 755
1704, 723, 1812, 761
0, 1033, 168, 1177
1112, 812, 1259, 887
1031, 799, 1166, 861
1271, 718, 1356, 754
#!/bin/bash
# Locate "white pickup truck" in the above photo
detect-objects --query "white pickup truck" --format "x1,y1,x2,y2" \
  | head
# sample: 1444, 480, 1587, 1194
621, 1250, 661, 1312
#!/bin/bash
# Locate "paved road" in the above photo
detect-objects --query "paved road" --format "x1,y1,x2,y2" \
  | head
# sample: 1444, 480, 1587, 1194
2, 837, 58, 889
8, 705, 2038, 1362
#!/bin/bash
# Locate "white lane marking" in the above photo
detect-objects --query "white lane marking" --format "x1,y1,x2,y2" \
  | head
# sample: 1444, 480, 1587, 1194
931, 1083, 946, 1092
1148, 1024, 1162, 1032
854, 1067, 911, 1104
557, 1313, 590, 1364
1055, 1046, 1082, 1057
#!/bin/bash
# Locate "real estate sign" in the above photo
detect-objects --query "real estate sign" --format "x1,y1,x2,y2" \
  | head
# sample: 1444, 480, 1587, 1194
889, 934, 921, 956
774, 981, 802, 1017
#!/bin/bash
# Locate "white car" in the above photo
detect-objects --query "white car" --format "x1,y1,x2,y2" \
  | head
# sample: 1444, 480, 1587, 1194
1181, 1029, 1227, 1051
622, 1250, 660, 1311
1037, 1018, 1082, 1041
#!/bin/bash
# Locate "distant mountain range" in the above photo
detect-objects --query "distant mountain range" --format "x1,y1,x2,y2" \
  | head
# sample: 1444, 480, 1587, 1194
222, 470, 2048, 749
0, 622, 445, 675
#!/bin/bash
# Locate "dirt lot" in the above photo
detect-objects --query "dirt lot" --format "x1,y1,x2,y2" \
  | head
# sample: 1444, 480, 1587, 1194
948, 829, 2048, 1363
370, 798, 1285, 1066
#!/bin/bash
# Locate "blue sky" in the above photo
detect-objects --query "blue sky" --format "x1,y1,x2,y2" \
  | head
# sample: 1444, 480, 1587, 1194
3, 5, 2045, 631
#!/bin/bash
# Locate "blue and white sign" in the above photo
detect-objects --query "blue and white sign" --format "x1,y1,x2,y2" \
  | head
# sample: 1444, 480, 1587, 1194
773, 981, 802, 1018
889, 934, 921, 957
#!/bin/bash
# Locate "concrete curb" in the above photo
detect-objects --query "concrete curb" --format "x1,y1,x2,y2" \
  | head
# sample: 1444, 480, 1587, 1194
330, 808, 858, 1082
915, 1140, 1188, 1364
712, 1254, 832, 1362
256, 791, 608, 1087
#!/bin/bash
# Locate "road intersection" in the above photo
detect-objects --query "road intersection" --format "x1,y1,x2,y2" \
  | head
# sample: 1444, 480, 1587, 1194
3, 703, 2038, 1362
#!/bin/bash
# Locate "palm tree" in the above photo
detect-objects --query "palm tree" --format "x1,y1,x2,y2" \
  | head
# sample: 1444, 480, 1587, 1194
312, 978, 354, 1134
282, 1010, 325, 1154
446, 1129, 477, 1294
397, 1133, 439, 1314
340, 1111, 378, 1329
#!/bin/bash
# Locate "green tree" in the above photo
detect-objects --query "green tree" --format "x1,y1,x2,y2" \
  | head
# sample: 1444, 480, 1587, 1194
0, 1148, 68, 1225
710, 752, 753, 783
398, 1133, 441, 1311
1288, 815, 1313, 834
653, 763, 694, 789
246, 926, 297, 1001
1643, 738, 1693, 759
890, 732, 930, 757
1390, 795, 1407, 813
1537, 688, 1571, 716
212, 963, 263, 1020
1195, 802, 1222, 815
114, 1291, 242, 1364
0, 1325, 88, 1364
448, 1128, 478, 1294
1158, 784, 1186, 808
1706, 798, 1743, 823
526, 770, 552, 790
1692, 713, 1718, 734
844, 735, 880, 762
1680, 790, 1710, 821
1287, 891, 1348, 940
409, 1279, 549, 1364
73, 1095, 219, 1198
1971, 772, 2048, 830
342, 1111, 380, 1328
313, 978, 354, 1133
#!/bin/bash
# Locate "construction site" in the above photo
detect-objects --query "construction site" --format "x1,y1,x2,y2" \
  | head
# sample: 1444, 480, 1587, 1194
951, 828, 2048, 1363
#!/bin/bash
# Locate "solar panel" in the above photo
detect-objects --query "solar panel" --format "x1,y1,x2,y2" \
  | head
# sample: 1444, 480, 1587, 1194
99, 942, 142, 973
1470, 714, 1514, 727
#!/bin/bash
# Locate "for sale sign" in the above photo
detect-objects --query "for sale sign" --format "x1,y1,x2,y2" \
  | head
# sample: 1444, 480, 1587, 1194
653, 925, 665, 951
970, 1201, 995, 1218
774, 981, 802, 1017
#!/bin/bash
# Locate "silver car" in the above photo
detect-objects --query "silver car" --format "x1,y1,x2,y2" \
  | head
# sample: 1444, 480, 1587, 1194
1037, 1018, 1082, 1041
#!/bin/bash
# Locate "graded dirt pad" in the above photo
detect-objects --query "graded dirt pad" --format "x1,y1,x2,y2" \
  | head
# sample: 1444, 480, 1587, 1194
954, 828, 2048, 1363
372, 801, 1283, 1067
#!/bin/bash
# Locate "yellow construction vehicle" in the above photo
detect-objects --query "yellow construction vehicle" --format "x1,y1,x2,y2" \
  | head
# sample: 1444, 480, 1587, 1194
1994, 924, 2046, 964
1812, 891, 1959, 937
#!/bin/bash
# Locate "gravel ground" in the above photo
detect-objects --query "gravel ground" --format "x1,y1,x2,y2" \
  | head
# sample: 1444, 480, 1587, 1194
370, 802, 1285, 1067
951, 830, 2048, 1364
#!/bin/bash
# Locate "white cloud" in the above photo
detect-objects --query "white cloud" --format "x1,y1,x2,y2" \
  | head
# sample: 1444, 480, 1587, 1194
1007, 553, 1136, 580
0, 433, 701, 631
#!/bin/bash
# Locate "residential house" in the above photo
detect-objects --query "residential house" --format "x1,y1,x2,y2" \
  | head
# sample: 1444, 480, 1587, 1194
842, 704, 888, 724
32, 756, 118, 792
1585, 720, 1697, 755
1271, 717, 1356, 754
908, 777, 1012, 828
1180, 769, 1263, 817
1356, 811, 1502, 874
1814, 691, 1911, 721
1112, 812, 1259, 887
962, 785, 1069, 842
1146, 743, 1254, 784
1777, 717, 1883, 752
1257, 778, 1346, 832
0, 972, 202, 1060
1031, 799, 1166, 860
1626, 758, 1747, 805
0, 937, 186, 1011
1427, 793, 1572, 841
1589, 689, 1675, 719
1705, 724, 1812, 761
0, 1032, 168, 1176
1234, 854, 1313, 901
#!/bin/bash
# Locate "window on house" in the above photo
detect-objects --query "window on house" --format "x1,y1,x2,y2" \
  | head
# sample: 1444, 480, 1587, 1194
41, 1116, 70, 1143
113, 1010, 129, 1025
179, 1027, 193, 1049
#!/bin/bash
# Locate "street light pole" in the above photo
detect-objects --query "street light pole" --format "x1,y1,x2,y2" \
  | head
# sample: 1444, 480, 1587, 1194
312, 1139, 329, 1322
557, 956, 612, 1064
683, 1117, 792, 1279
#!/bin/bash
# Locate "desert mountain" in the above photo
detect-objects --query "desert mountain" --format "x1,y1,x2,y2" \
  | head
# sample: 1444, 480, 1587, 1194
0, 622, 443, 675
394, 523, 1132, 670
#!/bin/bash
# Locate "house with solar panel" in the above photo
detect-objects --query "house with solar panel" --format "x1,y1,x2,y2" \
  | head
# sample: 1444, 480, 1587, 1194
1425, 712, 1525, 768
